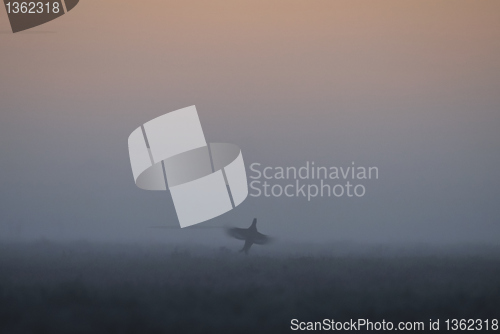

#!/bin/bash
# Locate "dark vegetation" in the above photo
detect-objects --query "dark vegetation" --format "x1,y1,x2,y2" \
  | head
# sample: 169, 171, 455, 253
0, 241, 499, 333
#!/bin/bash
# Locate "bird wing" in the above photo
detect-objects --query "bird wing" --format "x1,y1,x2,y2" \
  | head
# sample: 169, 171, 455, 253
253, 232, 272, 245
226, 227, 248, 240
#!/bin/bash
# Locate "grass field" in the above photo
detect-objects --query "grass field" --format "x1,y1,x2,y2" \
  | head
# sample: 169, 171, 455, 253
0, 241, 499, 333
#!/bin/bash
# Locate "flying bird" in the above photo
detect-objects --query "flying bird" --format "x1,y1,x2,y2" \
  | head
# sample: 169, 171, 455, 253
226, 218, 271, 254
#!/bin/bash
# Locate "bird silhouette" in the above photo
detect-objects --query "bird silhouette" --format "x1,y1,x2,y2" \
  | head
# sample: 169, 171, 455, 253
226, 218, 271, 254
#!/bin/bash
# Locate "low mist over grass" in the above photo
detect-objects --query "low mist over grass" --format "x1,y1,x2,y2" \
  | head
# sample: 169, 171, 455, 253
0, 241, 499, 333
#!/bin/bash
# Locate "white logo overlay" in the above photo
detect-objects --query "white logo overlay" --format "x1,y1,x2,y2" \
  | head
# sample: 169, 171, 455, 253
128, 106, 249, 228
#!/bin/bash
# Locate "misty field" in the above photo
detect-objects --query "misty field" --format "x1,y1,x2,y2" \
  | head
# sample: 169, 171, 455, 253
0, 241, 499, 333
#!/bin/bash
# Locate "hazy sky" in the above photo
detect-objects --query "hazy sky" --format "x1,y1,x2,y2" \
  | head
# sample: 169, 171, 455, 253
0, 0, 499, 245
